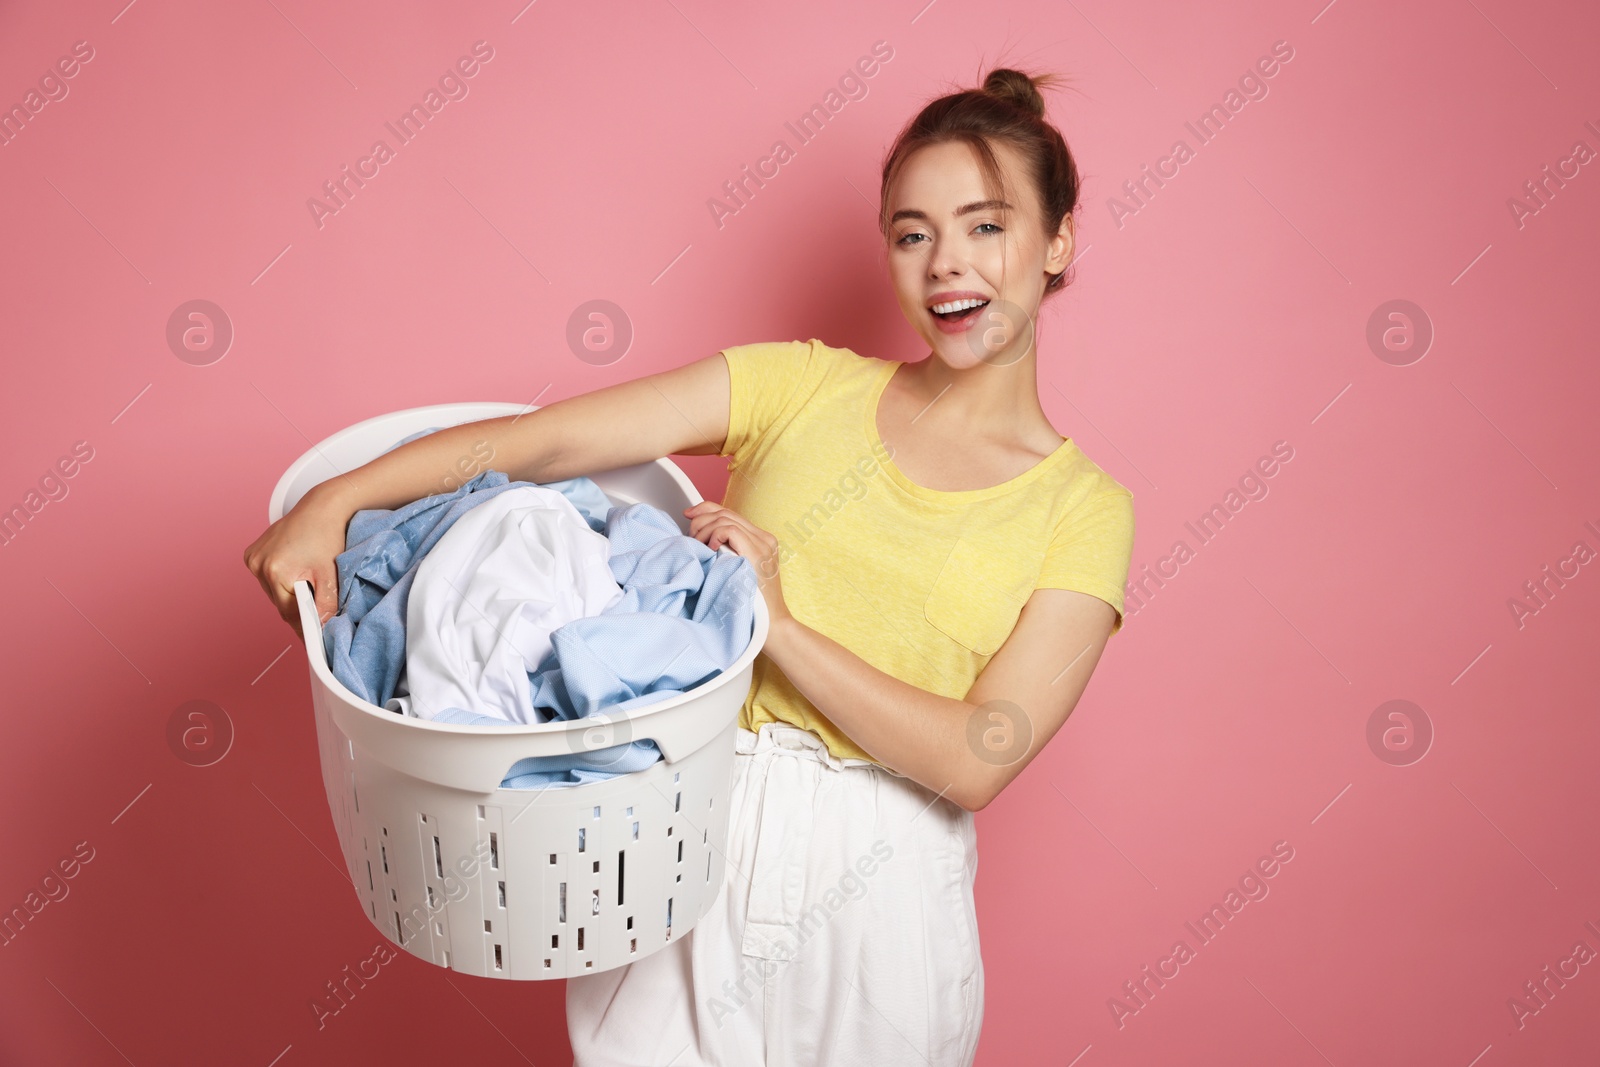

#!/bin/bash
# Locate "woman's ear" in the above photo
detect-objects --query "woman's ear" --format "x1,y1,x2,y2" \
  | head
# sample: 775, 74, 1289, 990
1044, 214, 1075, 275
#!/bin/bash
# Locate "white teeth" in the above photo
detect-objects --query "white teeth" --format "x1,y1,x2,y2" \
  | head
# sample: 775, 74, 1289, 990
931, 298, 988, 314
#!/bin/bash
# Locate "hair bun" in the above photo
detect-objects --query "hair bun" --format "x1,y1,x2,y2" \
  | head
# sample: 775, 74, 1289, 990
981, 68, 1048, 117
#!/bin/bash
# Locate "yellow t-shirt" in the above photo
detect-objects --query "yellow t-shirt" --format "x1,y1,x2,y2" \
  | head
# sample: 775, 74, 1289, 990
719, 338, 1135, 764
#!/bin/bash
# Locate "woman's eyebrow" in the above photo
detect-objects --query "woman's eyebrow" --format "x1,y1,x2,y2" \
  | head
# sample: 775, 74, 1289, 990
889, 199, 1014, 225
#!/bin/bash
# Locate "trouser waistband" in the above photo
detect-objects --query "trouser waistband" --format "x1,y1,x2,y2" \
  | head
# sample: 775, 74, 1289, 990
735, 721, 904, 777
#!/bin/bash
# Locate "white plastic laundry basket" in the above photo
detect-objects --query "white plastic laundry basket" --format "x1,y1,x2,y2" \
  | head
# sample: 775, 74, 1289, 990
266, 401, 767, 980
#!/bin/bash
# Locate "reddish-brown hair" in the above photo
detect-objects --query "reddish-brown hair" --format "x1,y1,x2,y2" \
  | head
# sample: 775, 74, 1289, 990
879, 68, 1082, 297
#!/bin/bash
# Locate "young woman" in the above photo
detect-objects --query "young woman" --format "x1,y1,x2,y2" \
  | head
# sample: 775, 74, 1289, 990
245, 66, 1134, 1066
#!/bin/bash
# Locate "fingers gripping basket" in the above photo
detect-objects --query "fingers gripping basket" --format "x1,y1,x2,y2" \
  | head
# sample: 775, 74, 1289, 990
266, 402, 766, 981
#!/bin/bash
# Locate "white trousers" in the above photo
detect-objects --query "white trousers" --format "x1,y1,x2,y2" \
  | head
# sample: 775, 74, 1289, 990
565, 721, 984, 1066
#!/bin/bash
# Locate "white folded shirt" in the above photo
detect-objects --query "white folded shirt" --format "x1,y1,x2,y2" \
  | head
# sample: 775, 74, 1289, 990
399, 485, 624, 725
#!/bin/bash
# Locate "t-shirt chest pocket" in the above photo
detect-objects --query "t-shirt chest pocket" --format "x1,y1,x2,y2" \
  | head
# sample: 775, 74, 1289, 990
923, 534, 1043, 657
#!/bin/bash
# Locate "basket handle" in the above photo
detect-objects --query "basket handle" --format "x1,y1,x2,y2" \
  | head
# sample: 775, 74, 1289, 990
293, 578, 327, 644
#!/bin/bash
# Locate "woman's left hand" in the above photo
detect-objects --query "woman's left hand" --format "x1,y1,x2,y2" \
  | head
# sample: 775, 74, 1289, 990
683, 501, 793, 631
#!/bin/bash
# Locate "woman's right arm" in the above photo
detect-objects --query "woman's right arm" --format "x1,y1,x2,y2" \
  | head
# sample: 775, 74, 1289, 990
243, 352, 734, 634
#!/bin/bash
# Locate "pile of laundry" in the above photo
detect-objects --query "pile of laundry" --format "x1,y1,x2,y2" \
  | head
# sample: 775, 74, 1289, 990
321, 428, 758, 790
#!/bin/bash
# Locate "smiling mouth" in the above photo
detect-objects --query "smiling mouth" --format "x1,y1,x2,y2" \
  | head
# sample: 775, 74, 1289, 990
929, 298, 989, 323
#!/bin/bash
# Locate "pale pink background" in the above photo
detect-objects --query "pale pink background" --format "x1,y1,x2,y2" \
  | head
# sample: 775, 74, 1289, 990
3, 0, 1598, 1063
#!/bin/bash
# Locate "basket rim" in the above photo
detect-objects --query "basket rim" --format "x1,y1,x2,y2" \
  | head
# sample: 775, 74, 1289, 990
295, 577, 767, 739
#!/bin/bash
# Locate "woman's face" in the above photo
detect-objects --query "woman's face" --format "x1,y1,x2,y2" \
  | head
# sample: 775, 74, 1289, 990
884, 139, 1073, 369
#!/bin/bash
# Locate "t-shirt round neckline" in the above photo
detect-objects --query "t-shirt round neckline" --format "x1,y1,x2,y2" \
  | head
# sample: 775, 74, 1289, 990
863, 357, 1079, 503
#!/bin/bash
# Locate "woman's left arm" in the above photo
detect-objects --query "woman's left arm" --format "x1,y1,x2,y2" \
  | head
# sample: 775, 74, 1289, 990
686, 501, 1118, 812
768, 589, 1115, 812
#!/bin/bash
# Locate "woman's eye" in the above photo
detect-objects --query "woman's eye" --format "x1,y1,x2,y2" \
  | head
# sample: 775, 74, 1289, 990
896, 232, 926, 246
974, 222, 1002, 235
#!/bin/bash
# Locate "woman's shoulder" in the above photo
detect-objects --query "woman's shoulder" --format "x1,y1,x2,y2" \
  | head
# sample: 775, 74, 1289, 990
793, 337, 883, 372
1049, 439, 1135, 514
722, 337, 886, 387
808, 340, 903, 391
808, 338, 874, 359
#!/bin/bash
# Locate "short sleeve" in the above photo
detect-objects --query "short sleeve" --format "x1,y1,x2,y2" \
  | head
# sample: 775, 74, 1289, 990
1036, 483, 1135, 634
719, 339, 817, 469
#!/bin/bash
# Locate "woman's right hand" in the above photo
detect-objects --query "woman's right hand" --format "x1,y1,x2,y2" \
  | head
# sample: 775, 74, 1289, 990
243, 488, 351, 639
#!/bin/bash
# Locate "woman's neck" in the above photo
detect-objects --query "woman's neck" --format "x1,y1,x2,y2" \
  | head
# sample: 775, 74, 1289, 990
900, 348, 1064, 453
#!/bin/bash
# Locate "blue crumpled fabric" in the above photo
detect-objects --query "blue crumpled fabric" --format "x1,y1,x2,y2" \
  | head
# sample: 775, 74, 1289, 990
320, 429, 757, 790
